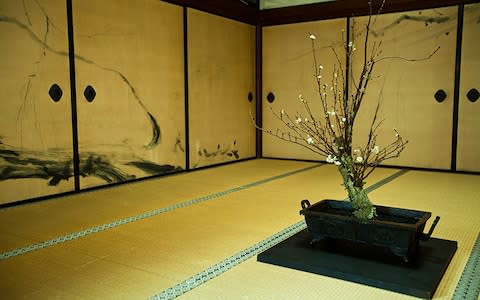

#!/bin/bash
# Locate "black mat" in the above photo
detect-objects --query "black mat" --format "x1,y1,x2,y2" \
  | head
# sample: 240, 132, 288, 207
257, 229, 457, 299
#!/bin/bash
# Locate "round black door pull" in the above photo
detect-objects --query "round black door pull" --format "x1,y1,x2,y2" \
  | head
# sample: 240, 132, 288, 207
466, 88, 479, 103
48, 84, 63, 102
266, 92, 275, 103
248, 91, 254, 102
434, 89, 447, 103
84, 85, 96, 102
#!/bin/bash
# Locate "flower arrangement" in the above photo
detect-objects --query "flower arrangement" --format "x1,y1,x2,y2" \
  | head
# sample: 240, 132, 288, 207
255, 1, 438, 220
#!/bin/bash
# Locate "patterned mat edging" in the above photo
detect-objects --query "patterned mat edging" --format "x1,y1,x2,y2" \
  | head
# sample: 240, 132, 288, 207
149, 220, 308, 300
452, 232, 480, 300
0, 163, 323, 260
149, 169, 410, 299
363, 169, 409, 193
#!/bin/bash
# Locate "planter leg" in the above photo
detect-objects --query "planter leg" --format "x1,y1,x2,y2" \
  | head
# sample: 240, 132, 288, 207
390, 247, 410, 263
309, 236, 323, 247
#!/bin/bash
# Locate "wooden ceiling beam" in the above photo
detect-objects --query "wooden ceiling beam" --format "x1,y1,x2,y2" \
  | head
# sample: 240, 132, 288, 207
259, 0, 480, 26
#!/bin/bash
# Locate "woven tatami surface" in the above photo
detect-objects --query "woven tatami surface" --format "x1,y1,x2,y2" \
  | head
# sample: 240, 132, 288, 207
0, 159, 478, 299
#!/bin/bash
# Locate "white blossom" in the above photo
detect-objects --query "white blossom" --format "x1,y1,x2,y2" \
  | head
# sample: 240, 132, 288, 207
299, 94, 304, 102
307, 136, 314, 145
334, 160, 342, 166
309, 34, 316, 40
280, 109, 285, 115
372, 145, 380, 154
319, 65, 324, 70
394, 128, 399, 137
295, 117, 302, 124
341, 117, 347, 122
356, 156, 364, 163
326, 154, 335, 163
304, 118, 308, 122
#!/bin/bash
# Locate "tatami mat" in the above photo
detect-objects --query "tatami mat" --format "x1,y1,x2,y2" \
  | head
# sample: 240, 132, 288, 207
178, 170, 480, 300
0, 159, 316, 252
0, 159, 478, 299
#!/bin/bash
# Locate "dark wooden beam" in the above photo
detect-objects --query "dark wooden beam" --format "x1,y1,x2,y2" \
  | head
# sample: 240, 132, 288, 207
259, 0, 480, 26
162, 0, 257, 25
255, 25, 263, 158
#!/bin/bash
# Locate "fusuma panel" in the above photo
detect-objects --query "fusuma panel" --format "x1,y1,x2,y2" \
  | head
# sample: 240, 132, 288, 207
0, 0, 74, 204
352, 7, 458, 169
262, 18, 346, 160
188, 9, 256, 168
457, 3, 480, 172
72, 0, 185, 189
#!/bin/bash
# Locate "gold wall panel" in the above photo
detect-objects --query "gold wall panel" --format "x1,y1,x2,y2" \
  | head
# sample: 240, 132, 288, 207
262, 18, 346, 160
188, 9, 256, 168
0, 0, 74, 204
72, 0, 185, 188
352, 7, 458, 169
457, 3, 480, 172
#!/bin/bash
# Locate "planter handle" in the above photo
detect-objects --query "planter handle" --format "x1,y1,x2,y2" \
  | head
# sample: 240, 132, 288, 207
420, 216, 440, 241
301, 199, 311, 210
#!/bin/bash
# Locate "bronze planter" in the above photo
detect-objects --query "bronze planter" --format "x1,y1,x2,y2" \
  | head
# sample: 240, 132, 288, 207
299, 199, 440, 262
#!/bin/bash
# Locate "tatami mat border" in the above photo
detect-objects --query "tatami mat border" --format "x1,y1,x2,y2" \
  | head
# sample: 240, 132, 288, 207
150, 169, 410, 299
363, 169, 409, 193
0, 163, 324, 260
150, 220, 308, 300
452, 232, 480, 300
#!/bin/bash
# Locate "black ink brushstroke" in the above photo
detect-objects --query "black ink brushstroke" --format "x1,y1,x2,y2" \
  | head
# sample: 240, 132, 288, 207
79, 154, 135, 183
231, 150, 239, 159
105, 69, 161, 148
0, 8, 177, 188
174, 137, 185, 152
16, 78, 32, 125
147, 112, 161, 147
0, 141, 182, 186
1, 155, 72, 186
193, 140, 240, 167
22, 0, 32, 26
126, 161, 181, 175
199, 144, 239, 159
372, 14, 451, 37
0, 14, 161, 148
42, 15, 49, 56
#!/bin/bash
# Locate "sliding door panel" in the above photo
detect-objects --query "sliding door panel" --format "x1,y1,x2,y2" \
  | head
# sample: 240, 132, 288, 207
0, 0, 74, 204
72, 0, 185, 189
352, 7, 457, 169
457, 3, 480, 172
262, 18, 346, 160
188, 9, 256, 168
